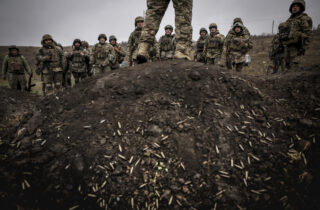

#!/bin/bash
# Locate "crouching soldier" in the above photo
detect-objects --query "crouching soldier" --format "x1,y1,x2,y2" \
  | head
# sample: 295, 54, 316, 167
90, 34, 116, 73
36, 34, 64, 95
109, 35, 126, 70
2, 45, 32, 91
66, 39, 90, 84
225, 23, 252, 72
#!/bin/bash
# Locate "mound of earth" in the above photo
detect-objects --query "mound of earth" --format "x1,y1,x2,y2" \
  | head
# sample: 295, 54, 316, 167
0, 60, 319, 210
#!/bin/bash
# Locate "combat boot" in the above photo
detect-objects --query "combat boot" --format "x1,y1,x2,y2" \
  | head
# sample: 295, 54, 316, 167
174, 43, 193, 61
137, 42, 151, 64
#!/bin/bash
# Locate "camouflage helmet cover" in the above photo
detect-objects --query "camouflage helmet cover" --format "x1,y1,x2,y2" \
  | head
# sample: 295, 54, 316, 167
135, 16, 144, 26
233, 22, 244, 30
42, 34, 53, 42
73, 39, 82, 46
109, 35, 117, 41
98, 33, 107, 41
199, 27, 208, 34
209, 23, 218, 29
81, 40, 89, 48
290, 0, 305, 13
233, 17, 243, 25
165, 25, 173, 31
8, 45, 19, 51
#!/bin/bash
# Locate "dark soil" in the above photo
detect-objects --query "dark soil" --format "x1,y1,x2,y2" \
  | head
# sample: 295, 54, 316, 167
0, 60, 319, 210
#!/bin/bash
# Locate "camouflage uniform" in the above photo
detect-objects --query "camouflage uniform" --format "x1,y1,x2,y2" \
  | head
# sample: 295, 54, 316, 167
225, 18, 252, 69
66, 39, 90, 84
90, 34, 116, 73
283, 0, 312, 69
81, 41, 93, 76
109, 35, 126, 70
225, 23, 252, 72
36, 34, 64, 94
136, 0, 193, 62
149, 40, 160, 62
269, 23, 287, 73
195, 28, 208, 63
2, 46, 32, 91
128, 16, 144, 66
159, 25, 176, 60
203, 23, 225, 65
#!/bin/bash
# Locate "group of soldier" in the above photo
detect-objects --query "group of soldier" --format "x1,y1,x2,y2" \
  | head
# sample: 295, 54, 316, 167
1, 0, 313, 94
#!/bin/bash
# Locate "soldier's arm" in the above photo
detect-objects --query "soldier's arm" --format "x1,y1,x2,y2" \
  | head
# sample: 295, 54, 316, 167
300, 17, 313, 45
203, 38, 208, 55
1, 55, 9, 77
220, 36, 225, 54
127, 33, 134, 60
118, 46, 127, 57
89, 46, 95, 65
36, 50, 50, 62
21, 55, 32, 75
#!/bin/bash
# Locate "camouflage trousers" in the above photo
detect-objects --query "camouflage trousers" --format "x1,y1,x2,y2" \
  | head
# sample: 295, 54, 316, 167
72, 72, 87, 84
284, 46, 303, 69
8, 73, 27, 91
63, 71, 72, 88
140, 0, 193, 52
42, 71, 63, 94
195, 52, 206, 63
96, 65, 111, 74
160, 50, 174, 60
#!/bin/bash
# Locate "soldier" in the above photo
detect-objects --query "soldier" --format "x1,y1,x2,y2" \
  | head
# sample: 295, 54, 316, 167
90, 34, 116, 73
159, 25, 176, 60
136, 0, 193, 63
81, 40, 93, 76
36, 34, 64, 95
149, 39, 160, 62
109, 35, 126, 70
203, 23, 225, 65
195, 28, 208, 63
283, 0, 312, 69
225, 18, 252, 69
2, 45, 32, 91
225, 23, 251, 72
66, 39, 90, 84
269, 23, 287, 74
128, 16, 144, 66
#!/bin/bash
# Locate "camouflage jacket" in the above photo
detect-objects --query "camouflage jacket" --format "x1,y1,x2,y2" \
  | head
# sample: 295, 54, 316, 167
66, 48, 90, 73
128, 27, 142, 61
283, 12, 312, 47
159, 34, 176, 53
112, 44, 126, 64
196, 36, 207, 53
204, 31, 225, 58
2, 54, 32, 75
225, 30, 251, 54
149, 40, 160, 61
36, 44, 64, 73
90, 43, 116, 67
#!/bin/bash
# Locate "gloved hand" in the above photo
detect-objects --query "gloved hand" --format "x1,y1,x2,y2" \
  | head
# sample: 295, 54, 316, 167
109, 54, 115, 62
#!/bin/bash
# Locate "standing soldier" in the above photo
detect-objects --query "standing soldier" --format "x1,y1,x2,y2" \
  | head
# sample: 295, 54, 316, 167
128, 16, 144, 66
269, 23, 287, 74
195, 28, 208, 63
283, 0, 312, 69
225, 23, 251, 72
66, 39, 90, 84
2, 45, 32, 91
136, 0, 193, 63
90, 34, 116, 73
109, 35, 126, 70
203, 23, 225, 65
225, 18, 252, 69
159, 25, 176, 60
81, 40, 92, 76
36, 34, 64, 95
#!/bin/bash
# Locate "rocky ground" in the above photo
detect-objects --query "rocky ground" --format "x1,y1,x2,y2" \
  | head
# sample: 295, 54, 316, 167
0, 60, 319, 210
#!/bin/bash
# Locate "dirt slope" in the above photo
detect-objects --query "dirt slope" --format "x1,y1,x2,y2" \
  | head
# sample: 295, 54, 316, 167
0, 60, 319, 210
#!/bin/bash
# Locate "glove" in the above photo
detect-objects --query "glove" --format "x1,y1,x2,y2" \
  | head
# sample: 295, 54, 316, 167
108, 54, 115, 62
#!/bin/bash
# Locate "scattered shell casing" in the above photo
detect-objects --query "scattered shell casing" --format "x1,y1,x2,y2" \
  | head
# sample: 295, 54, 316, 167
168, 196, 173, 205
129, 156, 134, 164
118, 122, 121, 129
215, 145, 220, 154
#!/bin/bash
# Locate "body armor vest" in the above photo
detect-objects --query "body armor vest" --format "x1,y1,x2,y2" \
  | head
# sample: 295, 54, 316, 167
7, 56, 24, 73
71, 49, 86, 72
160, 35, 174, 52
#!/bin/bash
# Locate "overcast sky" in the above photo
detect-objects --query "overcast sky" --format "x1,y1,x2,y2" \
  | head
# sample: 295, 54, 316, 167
0, 0, 319, 46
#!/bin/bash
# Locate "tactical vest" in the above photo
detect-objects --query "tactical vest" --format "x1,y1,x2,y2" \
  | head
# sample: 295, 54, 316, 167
160, 35, 174, 52
132, 30, 142, 51
207, 34, 223, 50
229, 35, 245, 51
94, 44, 109, 59
196, 38, 206, 52
7, 56, 24, 74
71, 49, 86, 72
41, 47, 62, 71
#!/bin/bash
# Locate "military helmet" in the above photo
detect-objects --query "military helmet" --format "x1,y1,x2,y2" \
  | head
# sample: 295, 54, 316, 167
209, 23, 217, 29
199, 27, 208, 34
233, 22, 244, 30
135, 16, 144, 26
98, 33, 107, 41
81, 41, 89, 48
165, 25, 173, 31
42, 34, 53, 42
8, 45, 19, 51
233, 17, 243, 25
290, 0, 305, 13
73, 39, 82, 46
109, 35, 117, 41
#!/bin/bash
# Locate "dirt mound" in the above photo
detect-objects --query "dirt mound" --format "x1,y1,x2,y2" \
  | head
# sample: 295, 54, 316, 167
0, 60, 319, 209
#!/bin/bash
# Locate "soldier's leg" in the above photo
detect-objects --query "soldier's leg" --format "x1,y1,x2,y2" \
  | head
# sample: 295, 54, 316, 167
137, 0, 170, 62
17, 74, 27, 91
7, 73, 17, 89
43, 73, 53, 95
53, 72, 63, 92
172, 0, 193, 60
226, 54, 232, 69
236, 63, 244, 72
80, 72, 87, 81
72, 72, 80, 84
273, 59, 279, 74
